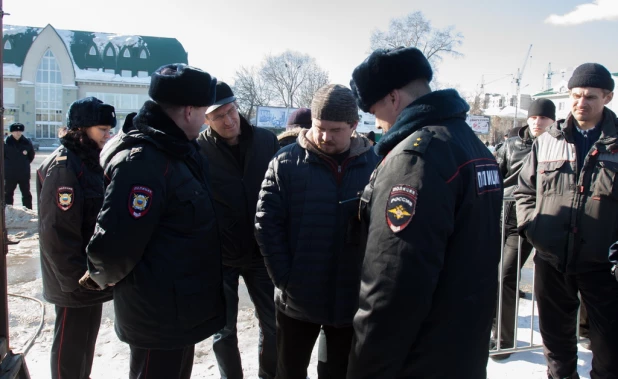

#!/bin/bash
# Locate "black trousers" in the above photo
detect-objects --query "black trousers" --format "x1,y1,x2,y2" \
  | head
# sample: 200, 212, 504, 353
535, 256, 618, 379
50, 304, 103, 379
5, 176, 32, 209
493, 203, 534, 347
129, 345, 194, 379
275, 310, 353, 379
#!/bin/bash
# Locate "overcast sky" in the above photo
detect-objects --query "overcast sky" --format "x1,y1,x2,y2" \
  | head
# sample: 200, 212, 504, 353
4, 0, 618, 97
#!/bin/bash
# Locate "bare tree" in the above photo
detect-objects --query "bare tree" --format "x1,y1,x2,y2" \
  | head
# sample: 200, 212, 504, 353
232, 66, 272, 121
370, 11, 464, 66
260, 51, 330, 108
296, 68, 330, 108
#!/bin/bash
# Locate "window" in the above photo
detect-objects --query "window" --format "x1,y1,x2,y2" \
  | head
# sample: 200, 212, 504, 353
140, 50, 148, 59
87, 68, 98, 72
558, 102, 565, 111
106, 46, 114, 57
121, 70, 132, 77
3, 88, 15, 105
89, 46, 97, 56
86, 92, 145, 111
104, 69, 115, 74
35, 50, 63, 139
137, 71, 148, 78
123, 49, 131, 58
4, 40, 11, 50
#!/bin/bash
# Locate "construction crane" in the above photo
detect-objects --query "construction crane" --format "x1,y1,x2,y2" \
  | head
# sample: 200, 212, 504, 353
512, 44, 533, 129
543, 62, 557, 91
543, 62, 567, 92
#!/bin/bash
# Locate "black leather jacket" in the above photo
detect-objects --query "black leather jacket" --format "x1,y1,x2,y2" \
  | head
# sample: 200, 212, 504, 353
496, 125, 534, 197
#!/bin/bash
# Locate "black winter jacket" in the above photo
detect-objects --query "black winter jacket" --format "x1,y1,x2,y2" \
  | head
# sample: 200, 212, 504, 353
5, 135, 35, 180
347, 90, 503, 379
255, 129, 379, 326
37, 139, 113, 307
515, 108, 618, 273
86, 101, 225, 349
197, 116, 279, 267
496, 125, 534, 197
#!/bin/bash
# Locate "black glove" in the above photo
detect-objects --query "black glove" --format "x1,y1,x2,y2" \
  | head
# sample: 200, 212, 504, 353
79, 271, 103, 291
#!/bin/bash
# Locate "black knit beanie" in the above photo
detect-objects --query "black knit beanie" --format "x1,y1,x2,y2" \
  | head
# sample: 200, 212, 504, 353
528, 98, 556, 120
568, 63, 614, 91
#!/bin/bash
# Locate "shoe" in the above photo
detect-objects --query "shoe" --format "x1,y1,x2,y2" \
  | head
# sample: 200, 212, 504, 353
489, 339, 512, 360
519, 289, 526, 298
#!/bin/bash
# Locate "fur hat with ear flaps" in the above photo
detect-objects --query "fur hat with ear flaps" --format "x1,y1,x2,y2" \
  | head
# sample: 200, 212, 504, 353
350, 47, 433, 113
66, 97, 117, 130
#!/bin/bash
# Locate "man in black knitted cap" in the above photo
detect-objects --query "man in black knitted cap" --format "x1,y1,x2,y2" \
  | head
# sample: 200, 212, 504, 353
347, 47, 503, 379
83, 63, 225, 379
516, 62, 618, 379
491, 98, 555, 360
256, 84, 378, 378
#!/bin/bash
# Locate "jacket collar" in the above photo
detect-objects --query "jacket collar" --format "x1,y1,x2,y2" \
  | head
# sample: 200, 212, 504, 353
375, 89, 470, 156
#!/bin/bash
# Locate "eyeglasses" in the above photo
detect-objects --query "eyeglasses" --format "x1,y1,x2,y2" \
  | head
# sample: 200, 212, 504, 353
209, 106, 237, 123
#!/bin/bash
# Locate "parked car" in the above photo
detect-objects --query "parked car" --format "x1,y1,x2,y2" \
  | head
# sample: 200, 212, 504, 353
23, 133, 40, 151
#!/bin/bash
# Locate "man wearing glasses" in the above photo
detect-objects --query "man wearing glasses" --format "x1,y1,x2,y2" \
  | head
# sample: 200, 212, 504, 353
197, 81, 279, 379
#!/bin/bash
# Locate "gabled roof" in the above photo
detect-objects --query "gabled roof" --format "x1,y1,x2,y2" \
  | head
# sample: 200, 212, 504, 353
3, 24, 188, 82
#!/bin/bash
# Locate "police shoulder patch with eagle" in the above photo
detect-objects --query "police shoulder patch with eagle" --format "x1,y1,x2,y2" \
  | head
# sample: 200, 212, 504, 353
57, 186, 74, 211
129, 185, 153, 219
386, 184, 418, 233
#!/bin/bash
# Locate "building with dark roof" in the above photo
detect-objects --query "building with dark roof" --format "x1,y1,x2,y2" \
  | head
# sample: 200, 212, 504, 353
3, 24, 188, 145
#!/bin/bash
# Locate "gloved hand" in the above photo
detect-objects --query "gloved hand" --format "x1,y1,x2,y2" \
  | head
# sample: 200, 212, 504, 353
79, 271, 103, 291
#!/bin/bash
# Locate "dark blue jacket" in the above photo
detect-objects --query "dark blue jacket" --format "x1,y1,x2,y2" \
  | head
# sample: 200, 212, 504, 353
86, 101, 225, 349
255, 130, 379, 326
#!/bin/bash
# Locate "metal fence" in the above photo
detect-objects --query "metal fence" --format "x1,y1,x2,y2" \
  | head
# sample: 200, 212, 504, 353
489, 197, 588, 357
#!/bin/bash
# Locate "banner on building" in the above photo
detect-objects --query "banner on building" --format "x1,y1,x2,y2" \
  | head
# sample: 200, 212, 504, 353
256, 106, 299, 128
466, 115, 491, 135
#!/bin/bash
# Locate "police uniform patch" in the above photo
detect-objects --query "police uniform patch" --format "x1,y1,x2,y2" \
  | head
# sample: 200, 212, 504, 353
386, 184, 417, 233
57, 187, 74, 211
128, 185, 153, 219
474, 163, 501, 195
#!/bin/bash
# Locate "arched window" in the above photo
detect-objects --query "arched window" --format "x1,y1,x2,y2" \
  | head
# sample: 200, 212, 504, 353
35, 50, 63, 139
106, 46, 114, 57
89, 46, 97, 56
4, 40, 11, 50
123, 49, 131, 58
140, 49, 148, 59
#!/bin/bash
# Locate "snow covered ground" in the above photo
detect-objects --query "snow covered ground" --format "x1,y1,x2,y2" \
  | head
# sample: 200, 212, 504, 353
4, 204, 593, 378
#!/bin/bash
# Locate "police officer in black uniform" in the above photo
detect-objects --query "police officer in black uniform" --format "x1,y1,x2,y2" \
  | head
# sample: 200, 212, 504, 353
346, 47, 503, 379
82, 64, 226, 379
37, 97, 116, 379
5, 122, 35, 209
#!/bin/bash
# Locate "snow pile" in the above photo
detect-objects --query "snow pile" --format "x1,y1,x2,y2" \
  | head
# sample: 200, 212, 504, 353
3, 64, 22, 77
3, 25, 35, 36
92, 33, 142, 53
5, 206, 38, 233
